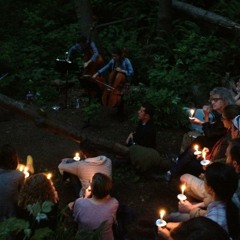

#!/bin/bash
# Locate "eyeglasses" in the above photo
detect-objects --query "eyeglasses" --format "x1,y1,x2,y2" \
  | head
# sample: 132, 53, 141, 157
208, 98, 223, 103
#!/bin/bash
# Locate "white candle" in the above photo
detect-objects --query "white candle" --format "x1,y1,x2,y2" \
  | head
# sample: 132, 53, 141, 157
23, 167, 30, 178
73, 152, 80, 161
200, 151, 211, 166
189, 109, 195, 119
156, 209, 167, 227
194, 145, 202, 155
177, 184, 187, 201
46, 173, 52, 179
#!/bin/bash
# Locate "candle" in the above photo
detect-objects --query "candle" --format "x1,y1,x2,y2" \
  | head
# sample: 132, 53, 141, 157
189, 109, 195, 119
200, 151, 211, 166
194, 145, 202, 155
156, 209, 167, 227
73, 152, 80, 161
23, 167, 30, 178
177, 184, 187, 201
46, 173, 52, 179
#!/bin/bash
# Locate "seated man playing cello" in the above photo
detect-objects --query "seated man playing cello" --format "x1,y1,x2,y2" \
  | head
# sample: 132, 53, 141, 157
92, 48, 134, 111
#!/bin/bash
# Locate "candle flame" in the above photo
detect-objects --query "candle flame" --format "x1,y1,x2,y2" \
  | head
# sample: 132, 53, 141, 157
194, 145, 199, 151
73, 152, 80, 161
202, 151, 206, 160
181, 184, 186, 195
159, 209, 165, 220
190, 109, 194, 117
47, 173, 52, 179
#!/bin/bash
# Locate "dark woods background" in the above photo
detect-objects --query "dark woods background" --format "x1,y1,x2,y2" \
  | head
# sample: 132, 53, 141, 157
1, 0, 240, 127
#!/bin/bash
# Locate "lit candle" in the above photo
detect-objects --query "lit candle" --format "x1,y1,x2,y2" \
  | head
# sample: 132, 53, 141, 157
73, 152, 80, 161
189, 109, 195, 119
23, 166, 30, 178
156, 209, 167, 227
177, 184, 187, 201
194, 145, 202, 155
200, 150, 211, 166
46, 173, 52, 179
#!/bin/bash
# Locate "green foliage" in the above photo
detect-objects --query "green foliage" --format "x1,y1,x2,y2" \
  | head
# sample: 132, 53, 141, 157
0, 217, 29, 239
82, 100, 102, 122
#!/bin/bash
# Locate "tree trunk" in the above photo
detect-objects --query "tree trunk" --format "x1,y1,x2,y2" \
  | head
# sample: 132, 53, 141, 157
157, 0, 172, 34
73, 0, 94, 38
172, 0, 240, 35
0, 93, 129, 156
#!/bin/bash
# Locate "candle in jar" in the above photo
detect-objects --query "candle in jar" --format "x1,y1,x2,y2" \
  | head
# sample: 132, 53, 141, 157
73, 152, 80, 161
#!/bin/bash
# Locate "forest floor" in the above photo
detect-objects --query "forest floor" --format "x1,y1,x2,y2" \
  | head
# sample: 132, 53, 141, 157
0, 88, 186, 240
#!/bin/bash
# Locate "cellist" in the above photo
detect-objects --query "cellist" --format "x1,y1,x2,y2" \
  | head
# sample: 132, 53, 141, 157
66, 35, 104, 97
92, 48, 134, 114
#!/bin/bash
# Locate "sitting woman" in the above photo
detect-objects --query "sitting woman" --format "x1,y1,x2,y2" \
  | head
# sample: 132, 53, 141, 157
17, 173, 59, 235
73, 172, 119, 240
158, 162, 240, 240
0, 144, 25, 221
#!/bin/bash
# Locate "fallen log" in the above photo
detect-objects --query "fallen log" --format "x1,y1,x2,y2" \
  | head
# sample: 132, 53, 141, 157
172, 0, 240, 35
0, 93, 129, 156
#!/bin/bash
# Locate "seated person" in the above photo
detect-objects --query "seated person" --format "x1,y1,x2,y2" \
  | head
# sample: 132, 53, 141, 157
158, 162, 240, 240
180, 136, 240, 212
58, 141, 112, 198
158, 217, 229, 240
0, 144, 25, 221
188, 87, 234, 150
126, 102, 156, 149
72, 173, 119, 240
164, 104, 240, 180
17, 173, 59, 237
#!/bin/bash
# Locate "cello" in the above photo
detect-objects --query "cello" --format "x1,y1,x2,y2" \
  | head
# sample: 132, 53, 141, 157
101, 69, 126, 108
101, 48, 132, 108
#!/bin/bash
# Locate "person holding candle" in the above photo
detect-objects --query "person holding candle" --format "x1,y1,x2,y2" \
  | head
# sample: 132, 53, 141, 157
58, 140, 112, 198
16, 173, 59, 238
157, 217, 230, 240
161, 104, 240, 182
158, 162, 240, 240
0, 144, 25, 221
180, 112, 240, 203
73, 173, 119, 240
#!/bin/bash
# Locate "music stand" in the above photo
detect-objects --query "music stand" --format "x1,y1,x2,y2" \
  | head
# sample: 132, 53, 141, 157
55, 59, 72, 108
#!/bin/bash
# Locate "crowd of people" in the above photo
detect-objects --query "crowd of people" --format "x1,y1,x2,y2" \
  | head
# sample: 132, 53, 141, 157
1, 34, 240, 239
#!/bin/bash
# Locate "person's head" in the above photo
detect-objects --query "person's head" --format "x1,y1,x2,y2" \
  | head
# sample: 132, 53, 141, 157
138, 102, 155, 122
170, 217, 229, 240
79, 140, 97, 159
231, 115, 240, 139
0, 144, 19, 170
209, 87, 235, 113
221, 104, 240, 129
112, 48, 123, 61
204, 162, 238, 202
225, 138, 240, 173
18, 173, 58, 208
77, 35, 88, 46
91, 173, 112, 199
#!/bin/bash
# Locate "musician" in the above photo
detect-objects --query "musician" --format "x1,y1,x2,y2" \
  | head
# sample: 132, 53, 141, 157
92, 48, 133, 83
92, 48, 134, 113
67, 35, 100, 69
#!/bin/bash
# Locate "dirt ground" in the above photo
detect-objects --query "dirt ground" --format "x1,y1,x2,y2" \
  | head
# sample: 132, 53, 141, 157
0, 91, 185, 240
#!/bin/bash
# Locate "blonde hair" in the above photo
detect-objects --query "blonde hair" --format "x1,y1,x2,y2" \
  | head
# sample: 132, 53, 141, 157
18, 173, 58, 208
